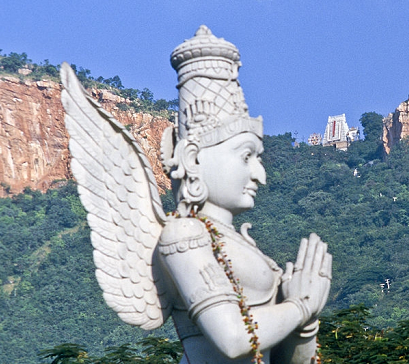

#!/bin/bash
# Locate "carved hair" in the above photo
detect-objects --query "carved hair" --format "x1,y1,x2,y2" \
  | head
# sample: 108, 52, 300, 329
161, 132, 208, 217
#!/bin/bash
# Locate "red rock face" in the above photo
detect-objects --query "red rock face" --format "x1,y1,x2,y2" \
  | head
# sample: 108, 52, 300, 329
0, 77, 171, 196
383, 99, 409, 154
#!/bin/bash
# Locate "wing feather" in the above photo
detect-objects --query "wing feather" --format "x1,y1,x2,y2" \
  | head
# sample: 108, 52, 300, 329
61, 62, 171, 329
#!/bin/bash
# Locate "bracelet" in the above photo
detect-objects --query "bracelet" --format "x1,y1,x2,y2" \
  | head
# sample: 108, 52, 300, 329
294, 319, 319, 338
284, 298, 311, 327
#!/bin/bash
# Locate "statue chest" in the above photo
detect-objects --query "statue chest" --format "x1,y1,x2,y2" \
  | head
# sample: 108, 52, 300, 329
218, 226, 282, 306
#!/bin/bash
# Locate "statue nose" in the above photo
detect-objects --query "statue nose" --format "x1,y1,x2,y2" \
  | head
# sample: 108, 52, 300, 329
251, 159, 266, 185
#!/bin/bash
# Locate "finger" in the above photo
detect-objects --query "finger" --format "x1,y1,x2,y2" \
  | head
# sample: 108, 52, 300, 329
282, 262, 294, 282
303, 233, 320, 271
312, 242, 327, 274
327, 253, 332, 280
294, 238, 308, 271
320, 253, 332, 280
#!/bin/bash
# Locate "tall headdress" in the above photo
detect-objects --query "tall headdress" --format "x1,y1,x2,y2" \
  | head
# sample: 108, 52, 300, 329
170, 25, 263, 148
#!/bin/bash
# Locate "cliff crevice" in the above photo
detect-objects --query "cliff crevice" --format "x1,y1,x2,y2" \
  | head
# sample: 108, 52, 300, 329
0, 76, 171, 196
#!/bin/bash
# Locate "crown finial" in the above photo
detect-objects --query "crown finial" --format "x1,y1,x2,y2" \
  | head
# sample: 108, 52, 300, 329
170, 26, 240, 73
195, 25, 211, 36
170, 26, 262, 147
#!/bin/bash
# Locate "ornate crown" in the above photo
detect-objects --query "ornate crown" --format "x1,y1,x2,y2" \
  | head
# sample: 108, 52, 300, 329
170, 25, 263, 148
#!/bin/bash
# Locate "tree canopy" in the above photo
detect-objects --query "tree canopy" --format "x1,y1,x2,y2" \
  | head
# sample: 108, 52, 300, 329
0, 51, 177, 120
0, 59, 408, 361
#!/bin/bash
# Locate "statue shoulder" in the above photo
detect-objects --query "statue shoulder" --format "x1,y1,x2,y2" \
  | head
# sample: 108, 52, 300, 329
159, 217, 211, 255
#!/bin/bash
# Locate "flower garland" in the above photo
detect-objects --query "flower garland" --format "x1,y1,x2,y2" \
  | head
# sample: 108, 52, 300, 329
189, 211, 264, 364
170, 211, 321, 364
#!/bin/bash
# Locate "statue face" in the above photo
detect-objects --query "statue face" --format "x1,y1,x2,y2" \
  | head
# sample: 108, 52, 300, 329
197, 132, 266, 216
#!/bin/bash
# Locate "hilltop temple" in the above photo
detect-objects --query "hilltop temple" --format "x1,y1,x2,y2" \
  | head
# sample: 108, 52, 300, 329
321, 114, 359, 150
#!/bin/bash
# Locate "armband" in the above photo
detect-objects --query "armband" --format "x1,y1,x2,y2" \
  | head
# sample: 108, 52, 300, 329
159, 217, 210, 255
188, 262, 239, 321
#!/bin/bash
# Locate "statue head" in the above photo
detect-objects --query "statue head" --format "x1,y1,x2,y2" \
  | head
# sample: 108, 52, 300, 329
161, 25, 265, 217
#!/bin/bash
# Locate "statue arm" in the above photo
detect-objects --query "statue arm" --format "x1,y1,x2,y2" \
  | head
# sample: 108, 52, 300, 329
159, 218, 307, 360
160, 221, 330, 361
196, 298, 305, 359
269, 233, 332, 363
198, 233, 331, 363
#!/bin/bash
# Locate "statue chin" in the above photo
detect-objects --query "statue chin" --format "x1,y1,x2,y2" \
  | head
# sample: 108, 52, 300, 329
201, 198, 254, 221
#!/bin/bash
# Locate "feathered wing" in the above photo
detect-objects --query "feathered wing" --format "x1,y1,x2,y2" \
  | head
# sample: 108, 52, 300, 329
60, 62, 171, 329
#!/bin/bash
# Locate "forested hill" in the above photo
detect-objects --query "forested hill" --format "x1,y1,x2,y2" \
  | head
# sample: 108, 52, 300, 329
240, 129, 409, 328
1, 111, 409, 363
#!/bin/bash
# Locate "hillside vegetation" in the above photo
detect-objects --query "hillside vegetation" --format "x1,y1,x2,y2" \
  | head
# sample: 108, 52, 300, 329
0, 51, 178, 120
1, 51, 408, 362
239, 127, 409, 329
1, 113, 409, 361
0, 181, 178, 363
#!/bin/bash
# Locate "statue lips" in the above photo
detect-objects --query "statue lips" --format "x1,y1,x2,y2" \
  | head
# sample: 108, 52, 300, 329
243, 185, 258, 198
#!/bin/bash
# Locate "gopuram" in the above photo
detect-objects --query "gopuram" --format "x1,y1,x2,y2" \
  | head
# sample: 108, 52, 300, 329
322, 113, 359, 151
61, 25, 332, 364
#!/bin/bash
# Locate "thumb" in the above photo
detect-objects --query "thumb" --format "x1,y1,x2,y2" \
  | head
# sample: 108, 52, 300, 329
282, 262, 294, 282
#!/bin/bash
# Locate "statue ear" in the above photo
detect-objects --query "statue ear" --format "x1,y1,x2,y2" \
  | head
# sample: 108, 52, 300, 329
177, 141, 208, 216
181, 142, 200, 175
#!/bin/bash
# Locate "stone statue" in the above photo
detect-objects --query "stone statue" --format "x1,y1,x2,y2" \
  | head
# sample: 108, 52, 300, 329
60, 25, 332, 364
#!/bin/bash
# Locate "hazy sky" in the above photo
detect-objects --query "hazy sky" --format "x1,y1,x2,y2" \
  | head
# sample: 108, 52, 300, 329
1, 0, 409, 140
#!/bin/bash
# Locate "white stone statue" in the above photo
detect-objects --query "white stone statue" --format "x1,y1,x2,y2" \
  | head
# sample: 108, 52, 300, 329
61, 25, 332, 364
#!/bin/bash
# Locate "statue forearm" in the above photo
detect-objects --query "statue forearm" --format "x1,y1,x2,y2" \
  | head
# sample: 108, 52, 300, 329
196, 300, 304, 360
270, 333, 318, 364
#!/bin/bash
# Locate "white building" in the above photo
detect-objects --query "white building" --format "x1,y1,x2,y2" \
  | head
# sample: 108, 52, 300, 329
322, 114, 359, 150
323, 114, 349, 145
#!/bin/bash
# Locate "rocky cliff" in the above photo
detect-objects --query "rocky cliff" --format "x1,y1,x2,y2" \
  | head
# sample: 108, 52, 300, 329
383, 99, 409, 154
0, 76, 171, 197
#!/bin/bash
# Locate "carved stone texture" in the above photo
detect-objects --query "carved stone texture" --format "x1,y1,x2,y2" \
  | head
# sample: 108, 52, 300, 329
61, 63, 171, 330
0, 76, 171, 196
161, 25, 332, 363
61, 25, 332, 364
170, 25, 263, 148
383, 99, 409, 154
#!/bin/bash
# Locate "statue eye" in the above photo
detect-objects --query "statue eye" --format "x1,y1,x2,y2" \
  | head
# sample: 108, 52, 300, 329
243, 152, 251, 163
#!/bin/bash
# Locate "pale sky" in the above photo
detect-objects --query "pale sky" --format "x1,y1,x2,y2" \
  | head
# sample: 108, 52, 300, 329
1, 0, 409, 140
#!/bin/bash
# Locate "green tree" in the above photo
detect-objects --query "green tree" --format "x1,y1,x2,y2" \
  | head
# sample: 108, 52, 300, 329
38, 338, 182, 364
319, 305, 377, 363
97, 343, 143, 363
138, 337, 183, 363
103, 75, 123, 89
120, 88, 141, 101
140, 88, 154, 102
70, 64, 93, 86
167, 99, 179, 111
360, 112, 384, 142
0, 52, 31, 73
348, 112, 385, 163
32, 59, 60, 78
38, 343, 89, 363
319, 305, 409, 363
153, 99, 169, 111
